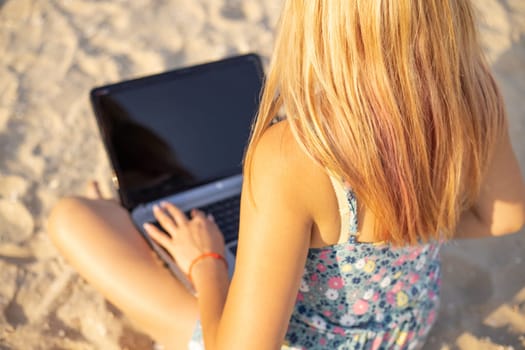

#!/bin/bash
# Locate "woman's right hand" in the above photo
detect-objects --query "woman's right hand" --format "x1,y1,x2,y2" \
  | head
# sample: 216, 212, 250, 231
143, 202, 226, 276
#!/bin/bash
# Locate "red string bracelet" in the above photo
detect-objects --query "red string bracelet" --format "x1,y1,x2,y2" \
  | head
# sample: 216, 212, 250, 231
188, 252, 228, 284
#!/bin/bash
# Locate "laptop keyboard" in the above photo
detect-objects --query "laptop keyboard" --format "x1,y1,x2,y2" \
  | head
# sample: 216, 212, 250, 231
148, 195, 240, 249
198, 195, 240, 243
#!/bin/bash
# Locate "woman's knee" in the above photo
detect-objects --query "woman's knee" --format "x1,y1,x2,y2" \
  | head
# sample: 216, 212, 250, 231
47, 196, 92, 242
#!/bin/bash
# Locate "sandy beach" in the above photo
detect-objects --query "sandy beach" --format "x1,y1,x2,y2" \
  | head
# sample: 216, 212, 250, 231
0, 0, 524, 349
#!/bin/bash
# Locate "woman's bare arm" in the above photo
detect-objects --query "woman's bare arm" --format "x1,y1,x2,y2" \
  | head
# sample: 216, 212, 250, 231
192, 121, 318, 349
455, 126, 525, 238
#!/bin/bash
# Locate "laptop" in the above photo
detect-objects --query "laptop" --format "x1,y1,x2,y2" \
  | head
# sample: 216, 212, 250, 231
89, 53, 264, 291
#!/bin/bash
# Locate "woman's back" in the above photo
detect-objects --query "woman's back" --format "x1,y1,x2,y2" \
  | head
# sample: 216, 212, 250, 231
245, 0, 508, 246
217, 0, 524, 346
285, 179, 441, 349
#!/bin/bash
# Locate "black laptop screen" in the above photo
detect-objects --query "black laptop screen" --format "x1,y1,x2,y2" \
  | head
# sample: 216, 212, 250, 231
91, 55, 263, 208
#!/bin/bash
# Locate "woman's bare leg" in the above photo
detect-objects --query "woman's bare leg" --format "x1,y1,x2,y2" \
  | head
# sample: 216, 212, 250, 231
47, 187, 198, 349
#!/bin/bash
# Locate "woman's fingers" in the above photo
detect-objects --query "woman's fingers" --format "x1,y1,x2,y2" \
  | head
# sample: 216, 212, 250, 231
190, 209, 206, 220
86, 180, 105, 199
153, 205, 177, 234
91, 181, 104, 199
85, 180, 120, 204
143, 223, 171, 248
161, 201, 189, 225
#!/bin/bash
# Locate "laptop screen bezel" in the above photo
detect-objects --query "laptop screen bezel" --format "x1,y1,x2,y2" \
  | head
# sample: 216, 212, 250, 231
89, 53, 264, 210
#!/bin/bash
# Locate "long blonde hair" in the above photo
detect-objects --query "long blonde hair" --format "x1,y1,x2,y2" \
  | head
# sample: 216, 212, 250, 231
244, 0, 505, 245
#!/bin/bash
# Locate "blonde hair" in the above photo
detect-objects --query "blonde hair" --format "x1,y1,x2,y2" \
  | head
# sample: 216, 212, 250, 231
244, 0, 506, 245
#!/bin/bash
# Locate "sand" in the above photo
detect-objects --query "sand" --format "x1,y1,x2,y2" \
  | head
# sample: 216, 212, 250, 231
0, 0, 524, 349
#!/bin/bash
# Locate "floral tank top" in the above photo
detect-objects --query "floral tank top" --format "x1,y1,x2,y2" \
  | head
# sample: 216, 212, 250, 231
189, 177, 441, 350
282, 176, 442, 350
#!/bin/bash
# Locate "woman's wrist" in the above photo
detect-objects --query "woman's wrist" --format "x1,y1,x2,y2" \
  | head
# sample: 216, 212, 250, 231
188, 252, 227, 283
190, 253, 229, 289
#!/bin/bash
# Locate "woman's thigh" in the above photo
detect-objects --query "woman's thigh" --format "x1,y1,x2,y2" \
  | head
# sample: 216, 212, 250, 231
48, 197, 198, 349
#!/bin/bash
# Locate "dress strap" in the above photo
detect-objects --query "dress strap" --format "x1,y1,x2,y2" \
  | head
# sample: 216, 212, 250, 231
345, 186, 359, 242
327, 173, 359, 243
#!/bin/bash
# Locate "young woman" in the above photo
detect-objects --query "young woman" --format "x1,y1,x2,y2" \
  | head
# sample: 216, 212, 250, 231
48, 0, 525, 349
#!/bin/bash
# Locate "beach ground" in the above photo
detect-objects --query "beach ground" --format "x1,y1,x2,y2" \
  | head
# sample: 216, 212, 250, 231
1, 0, 524, 349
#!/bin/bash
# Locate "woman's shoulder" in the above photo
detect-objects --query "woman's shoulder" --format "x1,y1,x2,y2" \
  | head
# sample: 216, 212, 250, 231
247, 119, 336, 221
252, 119, 301, 160
249, 119, 326, 186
